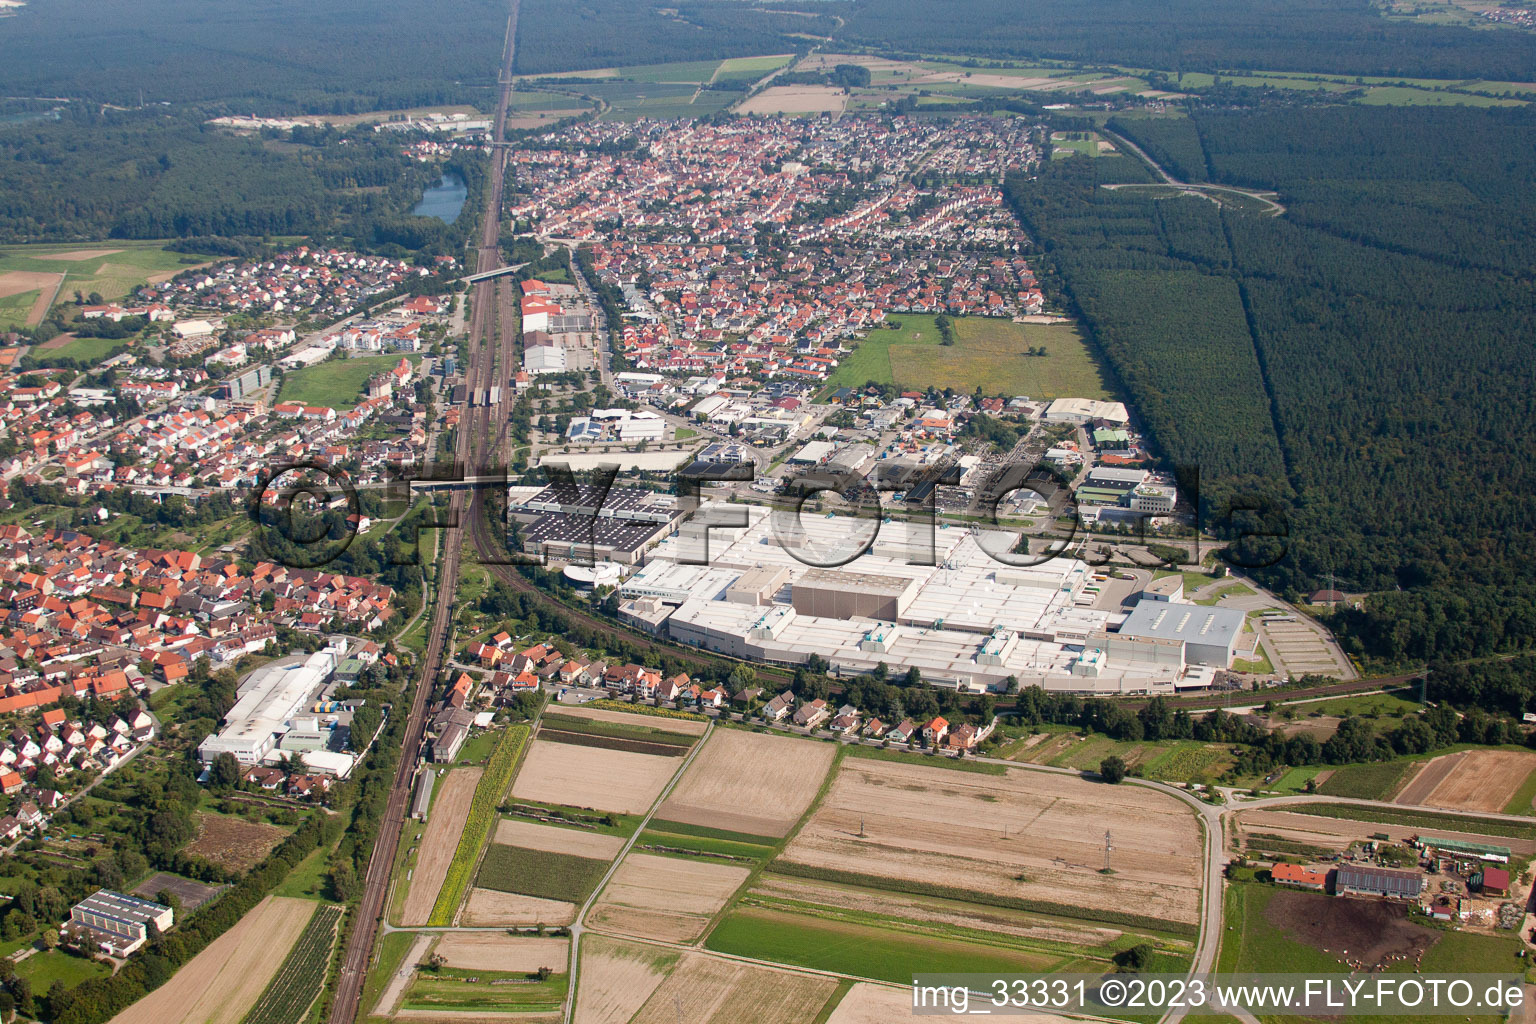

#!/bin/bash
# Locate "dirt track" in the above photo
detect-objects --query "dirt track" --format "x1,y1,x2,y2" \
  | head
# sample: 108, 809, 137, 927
658, 729, 835, 838
107, 896, 313, 1024
402, 768, 481, 925
781, 758, 1202, 925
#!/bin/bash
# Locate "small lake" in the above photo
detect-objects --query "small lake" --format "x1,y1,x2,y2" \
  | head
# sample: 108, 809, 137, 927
411, 172, 467, 224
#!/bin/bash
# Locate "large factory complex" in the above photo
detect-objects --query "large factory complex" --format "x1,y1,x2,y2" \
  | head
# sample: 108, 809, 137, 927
592, 501, 1245, 694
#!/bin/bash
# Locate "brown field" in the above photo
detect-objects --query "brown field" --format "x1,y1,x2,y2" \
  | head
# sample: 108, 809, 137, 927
1396, 753, 1459, 806
781, 758, 1203, 925
43, 248, 124, 261
737, 85, 846, 114
1402, 749, 1536, 813
402, 768, 482, 925
752, 874, 1128, 948
393, 1013, 561, 1023
494, 818, 626, 861
1235, 808, 1536, 856
573, 937, 677, 1024
1266, 888, 1435, 971
461, 887, 577, 926
0, 269, 60, 297
435, 932, 570, 973
552, 705, 708, 735
183, 811, 288, 873
586, 853, 750, 942
510, 740, 675, 814
630, 951, 836, 1024
107, 896, 313, 1024
826, 982, 1075, 1024
658, 729, 835, 838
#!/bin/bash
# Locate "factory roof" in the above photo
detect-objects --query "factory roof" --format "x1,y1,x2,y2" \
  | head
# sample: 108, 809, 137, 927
1119, 601, 1243, 649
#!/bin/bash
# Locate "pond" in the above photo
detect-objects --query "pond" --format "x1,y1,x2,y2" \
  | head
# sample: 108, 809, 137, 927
411, 172, 467, 224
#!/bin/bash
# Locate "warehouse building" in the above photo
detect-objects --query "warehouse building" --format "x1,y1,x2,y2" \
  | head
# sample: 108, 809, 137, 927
511, 483, 683, 564
1116, 601, 1245, 668
792, 569, 915, 621
198, 643, 346, 765
67, 890, 175, 956
1334, 866, 1423, 899
1419, 837, 1511, 863
627, 502, 1206, 693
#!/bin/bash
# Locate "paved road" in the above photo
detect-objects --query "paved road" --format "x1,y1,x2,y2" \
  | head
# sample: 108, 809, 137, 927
1098, 127, 1286, 216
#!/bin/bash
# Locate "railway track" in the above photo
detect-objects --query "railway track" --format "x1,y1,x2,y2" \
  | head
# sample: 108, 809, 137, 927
327, 5, 518, 1021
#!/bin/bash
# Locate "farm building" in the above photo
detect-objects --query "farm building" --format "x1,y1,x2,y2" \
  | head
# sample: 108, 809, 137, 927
1334, 865, 1423, 899
411, 768, 435, 820
1271, 863, 1329, 891
1474, 867, 1511, 896
1419, 837, 1510, 863
67, 890, 174, 956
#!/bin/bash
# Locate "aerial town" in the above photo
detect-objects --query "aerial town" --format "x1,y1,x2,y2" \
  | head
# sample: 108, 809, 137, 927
0, 2, 1531, 1019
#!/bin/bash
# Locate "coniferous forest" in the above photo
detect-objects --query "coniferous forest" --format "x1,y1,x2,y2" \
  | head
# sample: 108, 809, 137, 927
1007, 104, 1536, 665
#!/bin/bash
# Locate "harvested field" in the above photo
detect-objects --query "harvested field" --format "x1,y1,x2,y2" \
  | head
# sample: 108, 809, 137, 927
45, 248, 124, 261
1265, 888, 1434, 970
586, 853, 750, 943
510, 740, 674, 814
183, 811, 288, 873
1234, 808, 1536, 855
393, 1013, 562, 1023
1406, 750, 1536, 813
737, 85, 846, 114
751, 874, 1126, 948
132, 872, 222, 912
781, 758, 1202, 925
402, 768, 482, 925
0, 269, 60, 297
495, 818, 625, 860
435, 933, 570, 973
826, 982, 1069, 1024
659, 730, 835, 838
1396, 753, 1459, 806
573, 937, 676, 1024
460, 888, 576, 927
550, 705, 707, 735
107, 896, 313, 1024
630, 951, 835, 1024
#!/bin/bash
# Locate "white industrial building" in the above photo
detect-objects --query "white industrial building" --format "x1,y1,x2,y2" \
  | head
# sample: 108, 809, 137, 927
1043, 398, 1130, 425
618, 504, 1210, 693
1114, 600, 1245, 667
198, 639, 353, 768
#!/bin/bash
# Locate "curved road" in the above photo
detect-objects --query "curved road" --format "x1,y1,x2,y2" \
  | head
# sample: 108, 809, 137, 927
1098, 126, 1286, 216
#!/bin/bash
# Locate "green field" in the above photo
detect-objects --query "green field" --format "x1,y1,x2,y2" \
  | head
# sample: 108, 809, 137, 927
824, 315, 1110, 399
0, 241, 216, 329
706, 906, 1072, 983
359, 930, 418, 1017
1285, 802, 1536, 841
14, 949, 110, 990
33, 334, 132, 365
277, 353, 422, 410
637, 828, 775, 863
403, 968, 567, 1012
1051, 131, 1118, 159
1316, 759, 1416, 799
476, 844, 610, 902
1268, 765, 1327, 794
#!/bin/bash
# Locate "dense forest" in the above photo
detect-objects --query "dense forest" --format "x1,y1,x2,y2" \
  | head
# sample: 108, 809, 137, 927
1007, 103, 1536, 665
0, 108, 478, 247
512, 0, 842, 75
841, 0, 1536, 81
0, 0, 506, 110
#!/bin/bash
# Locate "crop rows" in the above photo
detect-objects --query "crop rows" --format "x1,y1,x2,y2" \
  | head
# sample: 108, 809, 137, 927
241, 904, 343, 1024
427, 725, 529, 925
